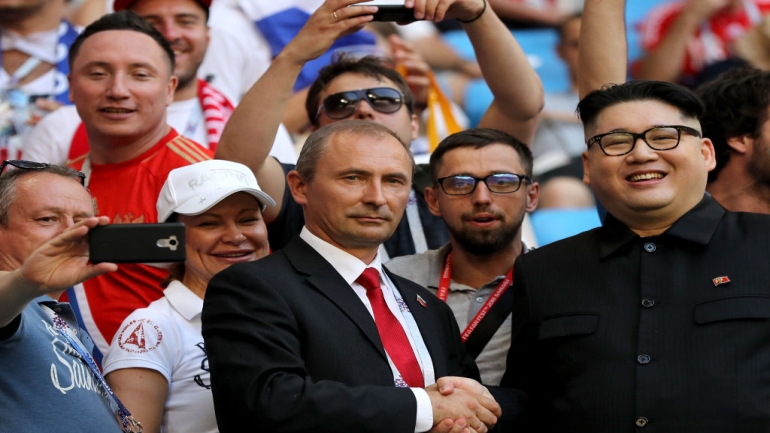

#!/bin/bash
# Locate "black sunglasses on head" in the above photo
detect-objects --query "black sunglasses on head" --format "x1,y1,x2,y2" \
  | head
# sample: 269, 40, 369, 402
0, 160, 86, 185
316, 87, 404, 121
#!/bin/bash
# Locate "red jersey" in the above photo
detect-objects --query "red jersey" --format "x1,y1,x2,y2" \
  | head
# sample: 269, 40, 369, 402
64, 129, 212, 357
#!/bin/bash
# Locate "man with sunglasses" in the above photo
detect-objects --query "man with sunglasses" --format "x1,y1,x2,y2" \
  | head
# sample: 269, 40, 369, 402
0, 160, 131, 432
214, 0, 544, 260
387, 128, 538, 386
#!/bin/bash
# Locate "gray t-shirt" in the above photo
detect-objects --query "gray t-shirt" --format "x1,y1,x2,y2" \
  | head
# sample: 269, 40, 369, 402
386, 243, 513, 385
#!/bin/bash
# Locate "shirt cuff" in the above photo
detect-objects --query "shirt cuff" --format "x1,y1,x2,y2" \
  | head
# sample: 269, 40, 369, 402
412, 387, 434, 432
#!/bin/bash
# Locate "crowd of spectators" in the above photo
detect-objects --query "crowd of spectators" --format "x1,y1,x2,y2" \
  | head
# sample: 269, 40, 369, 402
3, 0, 770, 431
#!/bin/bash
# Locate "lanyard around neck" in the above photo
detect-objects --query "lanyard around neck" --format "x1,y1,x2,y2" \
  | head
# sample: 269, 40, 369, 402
41, 304, 143, 432
437, 251, 513, 342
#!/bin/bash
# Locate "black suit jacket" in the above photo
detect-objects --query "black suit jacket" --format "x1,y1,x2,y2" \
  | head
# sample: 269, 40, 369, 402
496, 196, 770, 432
202, 237, 479, 433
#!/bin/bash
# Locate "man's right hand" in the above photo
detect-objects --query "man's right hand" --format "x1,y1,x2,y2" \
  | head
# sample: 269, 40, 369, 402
435, 376, 494, 400
281, 0, 378, 65
426, 381, 501, 433
16, 216, 117, 294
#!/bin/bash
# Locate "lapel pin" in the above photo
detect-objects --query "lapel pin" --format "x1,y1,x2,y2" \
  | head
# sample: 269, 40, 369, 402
712, 276, 731, 287
416, 295, 427, 308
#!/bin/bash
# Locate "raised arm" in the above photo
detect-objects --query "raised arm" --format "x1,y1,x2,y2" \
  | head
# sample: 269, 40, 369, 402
487, 0, 568, 27
635, 0, 730, 82
0, 217, 116, 328
415, 0, 545, 144
214, 0, 377, 223
577, 0, 627, 99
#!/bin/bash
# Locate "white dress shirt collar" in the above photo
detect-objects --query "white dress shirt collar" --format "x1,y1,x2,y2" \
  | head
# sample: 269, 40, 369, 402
299, 226, 383, 284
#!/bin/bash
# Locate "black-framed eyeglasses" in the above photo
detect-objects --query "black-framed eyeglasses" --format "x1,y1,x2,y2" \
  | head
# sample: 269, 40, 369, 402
436, 173, 532, 196
0, 160, 86, 185
586, 125, 702, 156
316, 87, 404, 120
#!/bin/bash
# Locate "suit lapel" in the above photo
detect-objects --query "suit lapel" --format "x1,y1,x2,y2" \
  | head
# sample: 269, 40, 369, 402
284, 238, 388, 362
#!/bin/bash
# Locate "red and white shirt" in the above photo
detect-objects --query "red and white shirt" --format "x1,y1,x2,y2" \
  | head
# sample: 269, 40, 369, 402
637, 0, 770, 78
63, 129, 213, 356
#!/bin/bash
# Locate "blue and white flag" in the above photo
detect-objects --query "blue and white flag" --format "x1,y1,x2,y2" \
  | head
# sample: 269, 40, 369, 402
239, 0, 377, 91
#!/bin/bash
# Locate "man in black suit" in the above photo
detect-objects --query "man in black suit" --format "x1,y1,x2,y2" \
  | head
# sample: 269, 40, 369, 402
480, 79, 770, 432
202, 119, 500, 433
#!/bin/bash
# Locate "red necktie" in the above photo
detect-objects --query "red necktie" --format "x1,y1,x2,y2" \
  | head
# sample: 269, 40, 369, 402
356, 268, 424, 388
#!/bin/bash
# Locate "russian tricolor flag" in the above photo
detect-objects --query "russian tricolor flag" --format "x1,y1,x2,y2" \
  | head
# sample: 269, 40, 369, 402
239, 0, 377, 91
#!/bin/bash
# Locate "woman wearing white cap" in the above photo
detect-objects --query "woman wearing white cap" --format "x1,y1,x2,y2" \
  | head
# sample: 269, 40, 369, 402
101, 160, 275, 433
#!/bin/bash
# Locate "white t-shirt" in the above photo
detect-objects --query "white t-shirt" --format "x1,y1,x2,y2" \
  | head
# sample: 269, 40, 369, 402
23, 101, 297, 164
166, 97, 206, 145
0, 26, 68, 98
199, 0, 272, 103
1, 25, 78, 154
102, 281, 217, 433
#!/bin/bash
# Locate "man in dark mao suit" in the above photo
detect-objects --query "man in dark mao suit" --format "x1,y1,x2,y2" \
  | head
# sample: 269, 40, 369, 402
202, 120, 500, 433
483, 79, 770, 432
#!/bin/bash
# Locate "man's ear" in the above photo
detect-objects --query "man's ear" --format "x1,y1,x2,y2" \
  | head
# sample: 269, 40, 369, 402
526, 181, 540, 213
410, 113, 419, 142
424, 185, 442, 217
166, 75, 178, 106
700, 137, 717, 171
581, 151, 591, 186
726, 135, 751, 154
286, 170, 308, 206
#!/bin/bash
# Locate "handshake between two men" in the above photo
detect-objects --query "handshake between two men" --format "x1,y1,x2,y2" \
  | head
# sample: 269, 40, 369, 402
427, 376, 501, 433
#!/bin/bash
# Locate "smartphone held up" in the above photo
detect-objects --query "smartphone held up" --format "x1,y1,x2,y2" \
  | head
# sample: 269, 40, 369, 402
89, 223, 186, 264
351, 0, 417, 22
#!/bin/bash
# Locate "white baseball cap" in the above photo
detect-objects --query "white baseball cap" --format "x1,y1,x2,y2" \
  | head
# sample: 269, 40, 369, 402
157, 160, 275, 222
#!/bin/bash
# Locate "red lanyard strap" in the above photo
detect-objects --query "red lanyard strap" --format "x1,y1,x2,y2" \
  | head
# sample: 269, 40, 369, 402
437, 252, 513, 344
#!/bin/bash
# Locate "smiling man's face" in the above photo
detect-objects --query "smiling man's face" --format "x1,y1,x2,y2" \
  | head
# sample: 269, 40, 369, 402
582, 99, 716, 231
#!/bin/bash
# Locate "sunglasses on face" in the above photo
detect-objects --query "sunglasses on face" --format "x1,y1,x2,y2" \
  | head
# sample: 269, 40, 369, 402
0, 160, 86, 185
316, 87, 404, 121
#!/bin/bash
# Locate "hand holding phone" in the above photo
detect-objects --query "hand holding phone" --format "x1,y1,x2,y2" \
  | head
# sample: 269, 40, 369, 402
350, 0, 417, 22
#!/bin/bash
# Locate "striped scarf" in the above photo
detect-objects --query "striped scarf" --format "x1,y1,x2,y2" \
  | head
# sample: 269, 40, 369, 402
197, 78, 234, 152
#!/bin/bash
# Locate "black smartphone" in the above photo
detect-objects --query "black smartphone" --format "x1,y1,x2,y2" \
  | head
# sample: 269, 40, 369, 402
351, 1, 417, 22
89, 223, 186, 264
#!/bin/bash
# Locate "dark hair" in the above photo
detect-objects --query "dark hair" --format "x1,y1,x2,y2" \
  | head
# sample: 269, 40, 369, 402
296, 119, 414, 183
429, 128, 534, 180
696, 66, 770, 182
0, 165, 91, 227
68, 10, 175, 73
126, 0, 211, 22
194, 0, 211, 21
577, 80, 705, 133
305, 55, 415, 127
